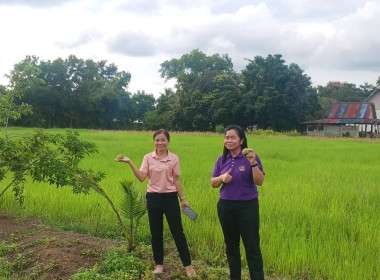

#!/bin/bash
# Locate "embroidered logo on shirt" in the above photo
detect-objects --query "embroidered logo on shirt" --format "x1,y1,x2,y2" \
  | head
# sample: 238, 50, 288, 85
239, 165, 246, 172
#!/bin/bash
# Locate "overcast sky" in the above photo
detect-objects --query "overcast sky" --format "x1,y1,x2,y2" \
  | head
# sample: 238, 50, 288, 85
1, 0, 379, 97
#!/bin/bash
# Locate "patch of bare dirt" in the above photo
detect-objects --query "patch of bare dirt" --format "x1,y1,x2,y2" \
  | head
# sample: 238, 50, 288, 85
0, 212, 286, 280
0, 212, 119, 280
0, 212, 193, 280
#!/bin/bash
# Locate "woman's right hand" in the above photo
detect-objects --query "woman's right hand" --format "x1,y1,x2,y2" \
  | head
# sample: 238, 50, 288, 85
114, 155, 131, 163
220, 168, 232, 183
115, 156, 147, 182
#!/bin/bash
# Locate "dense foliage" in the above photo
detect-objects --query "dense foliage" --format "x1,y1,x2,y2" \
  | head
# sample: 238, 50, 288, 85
2, 56, 154, 130
0, 129, 104, 205
241, 54, 319, 131
2, 51, 379, 132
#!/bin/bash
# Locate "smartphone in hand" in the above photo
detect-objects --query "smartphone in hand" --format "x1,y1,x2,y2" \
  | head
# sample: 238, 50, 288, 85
183, 206, 198, 220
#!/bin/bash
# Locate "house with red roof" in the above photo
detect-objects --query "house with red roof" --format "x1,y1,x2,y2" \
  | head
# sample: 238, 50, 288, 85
302, 102, 379, 137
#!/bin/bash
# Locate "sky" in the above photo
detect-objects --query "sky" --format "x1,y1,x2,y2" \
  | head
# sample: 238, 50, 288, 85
0, 0, 379, 97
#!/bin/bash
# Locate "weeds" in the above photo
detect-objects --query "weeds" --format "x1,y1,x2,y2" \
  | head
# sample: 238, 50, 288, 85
29, 237, 56, 247
71, 246, 148, 280
0, 257, 12, 278
80, 248, 102, 259
0, 241, 17, 257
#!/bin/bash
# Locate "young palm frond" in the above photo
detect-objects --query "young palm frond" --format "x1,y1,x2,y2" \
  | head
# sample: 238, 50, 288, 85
118, 180, 147, 252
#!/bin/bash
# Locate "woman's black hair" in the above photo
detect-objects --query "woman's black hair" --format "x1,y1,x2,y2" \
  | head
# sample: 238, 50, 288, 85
222, 124, 248, 163
153, 129, 170, 141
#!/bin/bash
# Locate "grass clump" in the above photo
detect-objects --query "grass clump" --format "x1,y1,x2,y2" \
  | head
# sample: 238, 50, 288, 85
71, 246, 148, 280
0, 241, 18, 257
0, 257, 12, 278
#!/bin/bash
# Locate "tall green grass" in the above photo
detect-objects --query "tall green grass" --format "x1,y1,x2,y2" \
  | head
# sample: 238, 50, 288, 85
1, 128, 379, 279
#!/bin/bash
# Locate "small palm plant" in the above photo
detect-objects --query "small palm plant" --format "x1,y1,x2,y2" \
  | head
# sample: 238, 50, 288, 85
79, 178, 146, 252
118, 180, 147, 252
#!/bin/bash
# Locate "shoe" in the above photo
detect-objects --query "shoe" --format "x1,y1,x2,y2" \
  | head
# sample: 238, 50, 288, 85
185, 265, 196, 277
153, 265, 164, 274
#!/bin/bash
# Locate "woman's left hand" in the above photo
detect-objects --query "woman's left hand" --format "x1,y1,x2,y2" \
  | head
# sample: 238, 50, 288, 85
244, 148, 257, 164
181, 199, 191, 211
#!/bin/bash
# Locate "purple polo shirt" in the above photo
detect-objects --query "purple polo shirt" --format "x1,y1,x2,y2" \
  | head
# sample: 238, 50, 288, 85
212, 151, 264, 201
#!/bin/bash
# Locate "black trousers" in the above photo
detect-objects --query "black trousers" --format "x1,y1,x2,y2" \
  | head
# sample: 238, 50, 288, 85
217, 198, 264, 280
146, 192, 191, 266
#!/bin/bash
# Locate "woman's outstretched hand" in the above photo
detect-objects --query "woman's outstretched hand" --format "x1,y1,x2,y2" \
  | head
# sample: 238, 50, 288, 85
114, 155, 131, 163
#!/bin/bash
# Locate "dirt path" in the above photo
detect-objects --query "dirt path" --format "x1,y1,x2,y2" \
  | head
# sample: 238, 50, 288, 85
0, 212, 119, 279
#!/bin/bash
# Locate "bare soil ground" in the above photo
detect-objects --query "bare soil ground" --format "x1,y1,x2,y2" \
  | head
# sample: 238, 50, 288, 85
0, 212, 119, 279
1, 212, 285, 280
0, 212, 206, 280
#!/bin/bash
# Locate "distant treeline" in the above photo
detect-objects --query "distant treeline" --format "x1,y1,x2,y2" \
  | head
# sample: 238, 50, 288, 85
1, 50, 379, 131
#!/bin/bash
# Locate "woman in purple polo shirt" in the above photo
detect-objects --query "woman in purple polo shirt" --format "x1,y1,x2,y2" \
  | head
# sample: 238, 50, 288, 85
211, 124, 265, 280
115, 129, 196, 277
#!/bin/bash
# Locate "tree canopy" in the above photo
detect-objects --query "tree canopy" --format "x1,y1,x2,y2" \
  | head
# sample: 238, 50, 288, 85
154, 52, 321, 131
2, 51, 378, 132
5, 56, 150, 129
241, 54, 320, 130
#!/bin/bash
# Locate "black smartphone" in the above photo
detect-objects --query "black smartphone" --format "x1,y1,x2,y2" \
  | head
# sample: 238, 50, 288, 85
183, 206, 198, 220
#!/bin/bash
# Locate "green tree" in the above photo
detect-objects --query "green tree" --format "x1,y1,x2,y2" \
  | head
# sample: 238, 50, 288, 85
0, 85, 6, 94
317, 82, 370, 102
64, 56, 100, 128
159, 49, 234, 82
158, 49, 236, 131
0, 130, 104, 204
210, 74, 246, 128
360, 82, 376, 98
242, 54, 318, 131
36, 58, 70, 128
1, 59, 42, 138
144, 88, 175, 130
112, 92, 135, 129
91, 71, 132, 129
11, 56, 132, 129
131, 91, 155, 123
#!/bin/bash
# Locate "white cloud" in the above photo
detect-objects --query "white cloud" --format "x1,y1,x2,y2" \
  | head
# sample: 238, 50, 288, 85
0, 0, 79, 8
307, 1, 380, 70
108, 32, 158, 56
0, 0, 379, 96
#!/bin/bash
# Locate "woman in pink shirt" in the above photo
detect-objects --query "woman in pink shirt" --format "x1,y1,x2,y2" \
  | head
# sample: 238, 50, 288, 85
115, 129, 196, 277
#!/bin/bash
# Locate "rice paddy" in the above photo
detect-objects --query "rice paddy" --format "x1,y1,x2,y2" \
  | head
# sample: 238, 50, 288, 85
1, 128, 379, 279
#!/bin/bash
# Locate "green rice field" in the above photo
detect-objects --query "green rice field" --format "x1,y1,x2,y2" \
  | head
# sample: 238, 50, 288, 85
1, 128, 379, 279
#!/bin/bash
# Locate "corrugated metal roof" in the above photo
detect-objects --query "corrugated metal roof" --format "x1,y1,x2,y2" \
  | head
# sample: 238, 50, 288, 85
302, 118, 379, 125
302, 102, 379, 125
328, 103, 372, 119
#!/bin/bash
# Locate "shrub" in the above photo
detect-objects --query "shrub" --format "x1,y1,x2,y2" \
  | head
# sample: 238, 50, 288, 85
71, 247, 148, 280
70, 265, 110, 280
215, 125, 225, 134
102, 247, 147, 278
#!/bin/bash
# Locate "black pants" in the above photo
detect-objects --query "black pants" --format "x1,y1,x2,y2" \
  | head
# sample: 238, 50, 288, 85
217, 198, 264, 280
146, 192, 191, 266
